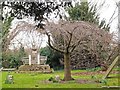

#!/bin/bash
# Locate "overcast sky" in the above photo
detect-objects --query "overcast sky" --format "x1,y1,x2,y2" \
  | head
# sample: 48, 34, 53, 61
8, 0, 120, 49
91, 0, 119, 33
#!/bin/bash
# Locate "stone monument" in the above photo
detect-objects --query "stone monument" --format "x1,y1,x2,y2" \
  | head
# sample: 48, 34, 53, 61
28, 45, 40, 65
19, 45, 52, 73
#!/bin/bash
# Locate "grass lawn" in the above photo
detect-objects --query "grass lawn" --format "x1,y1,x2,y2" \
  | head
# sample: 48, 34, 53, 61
1, 68, 119, 88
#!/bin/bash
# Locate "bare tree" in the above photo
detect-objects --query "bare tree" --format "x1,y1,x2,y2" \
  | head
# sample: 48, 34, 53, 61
7, 21, 35, 50
24, 29, 43, 49
45, 20, 112, 81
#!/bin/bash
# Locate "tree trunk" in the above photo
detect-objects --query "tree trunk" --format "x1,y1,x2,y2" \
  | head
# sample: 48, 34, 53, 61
63, 53, 74, 81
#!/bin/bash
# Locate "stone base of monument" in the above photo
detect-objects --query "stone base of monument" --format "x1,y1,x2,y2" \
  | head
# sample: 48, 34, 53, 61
18, 64, 53, 73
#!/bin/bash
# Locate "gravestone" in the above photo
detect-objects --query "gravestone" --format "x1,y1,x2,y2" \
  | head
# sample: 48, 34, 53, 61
5, 73, 14, 84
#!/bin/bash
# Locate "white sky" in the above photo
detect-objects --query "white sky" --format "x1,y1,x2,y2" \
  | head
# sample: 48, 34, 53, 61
91, 0, 119, 33
8, 0, 119, 49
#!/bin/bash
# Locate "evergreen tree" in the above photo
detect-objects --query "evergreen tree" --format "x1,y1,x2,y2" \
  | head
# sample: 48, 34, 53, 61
68, 2, 110, 31
40, 46, 63, 70
2, 16, 14, 52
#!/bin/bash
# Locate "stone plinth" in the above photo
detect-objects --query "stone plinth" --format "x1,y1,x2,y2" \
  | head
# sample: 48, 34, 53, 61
18, 64, 52, 73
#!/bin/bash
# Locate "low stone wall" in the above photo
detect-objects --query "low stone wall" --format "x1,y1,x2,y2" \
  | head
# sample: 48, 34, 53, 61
18, 64, 52, 73
1, 68, 16, 71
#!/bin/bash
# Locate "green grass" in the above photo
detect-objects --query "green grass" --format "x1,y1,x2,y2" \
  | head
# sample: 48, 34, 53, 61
1, 69, 119, 88
0, 72, 2, 89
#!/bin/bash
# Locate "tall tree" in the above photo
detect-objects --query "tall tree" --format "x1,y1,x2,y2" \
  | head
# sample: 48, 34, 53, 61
66, 1, 116, 69
45, 20, 111, 81
1, 1, 73, 51
2, 16, 13, 52
68, 1, 110, 31
2, 18, 32, 52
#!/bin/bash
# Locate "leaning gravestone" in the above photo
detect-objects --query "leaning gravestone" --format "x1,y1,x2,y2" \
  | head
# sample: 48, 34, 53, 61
102, 56, 118, 80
